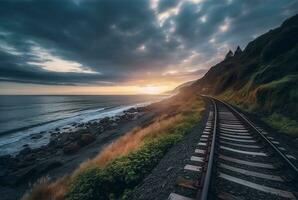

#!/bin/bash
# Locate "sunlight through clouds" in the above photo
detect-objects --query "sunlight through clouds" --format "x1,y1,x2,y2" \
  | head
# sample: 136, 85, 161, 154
137, 44, 147, 52
27, 45, 98, 74
219, 18, 231, 32
0, 0, 297, 94
141, 85, 162, 94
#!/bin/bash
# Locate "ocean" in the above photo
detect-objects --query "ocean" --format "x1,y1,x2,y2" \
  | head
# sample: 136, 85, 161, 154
0, 95, 163, 155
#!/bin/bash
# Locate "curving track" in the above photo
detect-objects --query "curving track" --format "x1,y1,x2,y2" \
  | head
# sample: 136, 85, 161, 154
168, 96, 297, 200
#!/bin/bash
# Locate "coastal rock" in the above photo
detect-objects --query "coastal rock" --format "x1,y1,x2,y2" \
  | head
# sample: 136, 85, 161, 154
67, 131, 80, 142
6, 160, 63, 187
51, 131, 77, 148
132, 114, 139, 120
100, 117, 110, 124
94, 126, 104, 135
48, 139, 57, 147
125, 107, 138, 113
0, 165, 7, 176
16, 159, 34, 168
50, 132, 59, 137
0, 156, 19, 171
19, 147, 32, 156
63, 143, 80, 155
36, 160, 63, 174
0, 155, 12, 165
0, 173, 18, 186
78, 134, 95, 146
30, 133, 43, 140
137, 106, 148, 112
24, 153, 36, 162
87, 127, 99, 135
78, 123, 84, 127
111, 122, 118, 127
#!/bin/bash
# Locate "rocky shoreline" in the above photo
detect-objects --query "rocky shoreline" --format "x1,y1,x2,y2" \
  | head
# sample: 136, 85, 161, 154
0, 106, 154, 200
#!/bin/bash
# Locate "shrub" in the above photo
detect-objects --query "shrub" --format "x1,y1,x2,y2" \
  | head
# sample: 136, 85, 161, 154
263, 113, 298, 136
66, 133, 186, 200
23, 96, 204, 200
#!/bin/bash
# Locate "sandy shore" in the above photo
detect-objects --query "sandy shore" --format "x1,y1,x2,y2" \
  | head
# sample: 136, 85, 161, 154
0, 107, 156, 200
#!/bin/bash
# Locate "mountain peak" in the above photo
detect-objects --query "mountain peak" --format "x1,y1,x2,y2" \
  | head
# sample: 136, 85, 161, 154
234, 46, 243, 56
190, 13, 298, 118
225, 50, 234, 59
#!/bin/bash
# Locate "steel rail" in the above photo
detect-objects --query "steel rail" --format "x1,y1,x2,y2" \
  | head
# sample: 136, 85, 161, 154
198, 98, 218, 200
211, 96, 298, 177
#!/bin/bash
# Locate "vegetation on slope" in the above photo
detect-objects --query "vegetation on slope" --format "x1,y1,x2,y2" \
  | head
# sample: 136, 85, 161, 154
23, 94, 205, 200
184, 14, 298, 135
263, 113, 298, 136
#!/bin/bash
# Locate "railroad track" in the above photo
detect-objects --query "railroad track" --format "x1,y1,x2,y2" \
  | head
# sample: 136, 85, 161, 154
168, 96, 298, 200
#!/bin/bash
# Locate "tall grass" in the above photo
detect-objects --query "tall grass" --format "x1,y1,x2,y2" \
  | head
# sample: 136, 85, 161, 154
22, 95, 204, 200
77, 114, 183, 172
263, 113, 298, 136
22, 177, 68, 200
219, 84, 298, 137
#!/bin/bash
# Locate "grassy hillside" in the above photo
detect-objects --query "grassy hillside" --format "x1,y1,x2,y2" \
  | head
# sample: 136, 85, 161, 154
164, 80, 196, 95
185, 14, 298, 135
23, 94, 205, 200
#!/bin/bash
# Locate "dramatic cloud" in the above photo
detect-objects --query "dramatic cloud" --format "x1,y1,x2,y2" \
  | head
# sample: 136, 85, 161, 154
0, 0, 297, 90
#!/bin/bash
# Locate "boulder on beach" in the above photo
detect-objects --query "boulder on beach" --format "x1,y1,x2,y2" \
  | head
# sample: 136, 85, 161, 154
78, 123, 84, 127
30, 133, 43, 140
0, 155, 12, 165
19, 147, 32, 156
78, 134, 95, 146
125, 107, 138, 113
100, 117, 110, 124
63, 143, 80, 155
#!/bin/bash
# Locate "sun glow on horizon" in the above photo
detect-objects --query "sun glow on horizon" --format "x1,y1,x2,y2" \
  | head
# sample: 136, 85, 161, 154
140, 85, 163, 94
0, 81, 180, 95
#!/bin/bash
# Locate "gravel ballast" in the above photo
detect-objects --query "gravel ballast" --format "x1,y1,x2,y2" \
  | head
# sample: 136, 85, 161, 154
130, 100, 210, 200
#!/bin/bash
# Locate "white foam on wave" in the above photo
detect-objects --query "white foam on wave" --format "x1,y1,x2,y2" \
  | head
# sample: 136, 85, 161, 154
0, 100, 156, 156
81, 101, 152, 123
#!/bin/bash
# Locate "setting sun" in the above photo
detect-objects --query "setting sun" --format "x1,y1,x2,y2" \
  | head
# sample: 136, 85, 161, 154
141, 85, 162, 94
0, 1, 296, 200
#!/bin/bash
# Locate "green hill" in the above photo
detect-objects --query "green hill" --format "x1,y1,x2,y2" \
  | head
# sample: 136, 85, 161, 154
164, 80, 196, 95
183, 14, 298, 135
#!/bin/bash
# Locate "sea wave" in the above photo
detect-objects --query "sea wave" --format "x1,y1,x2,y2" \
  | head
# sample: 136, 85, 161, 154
0, 101, 153, 156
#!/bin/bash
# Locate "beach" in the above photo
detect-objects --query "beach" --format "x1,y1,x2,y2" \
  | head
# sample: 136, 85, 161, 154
0, 95, 163, 200
0, 95, 163, 156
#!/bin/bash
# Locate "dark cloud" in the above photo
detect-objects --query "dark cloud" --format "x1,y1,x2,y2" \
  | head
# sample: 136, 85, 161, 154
0, 0, 297, 86
0, 1, 178, 77
173, 0, 298, 48
0, 50, 116, 86
158, 0, 179, 13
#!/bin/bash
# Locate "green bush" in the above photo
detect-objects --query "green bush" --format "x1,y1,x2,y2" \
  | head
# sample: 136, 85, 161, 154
66, 115, 198, 200
254, 75, 298, 116
263, 113, 298, 136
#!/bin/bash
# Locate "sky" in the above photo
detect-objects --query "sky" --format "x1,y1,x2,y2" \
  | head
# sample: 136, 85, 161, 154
0, 0, 297, 95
